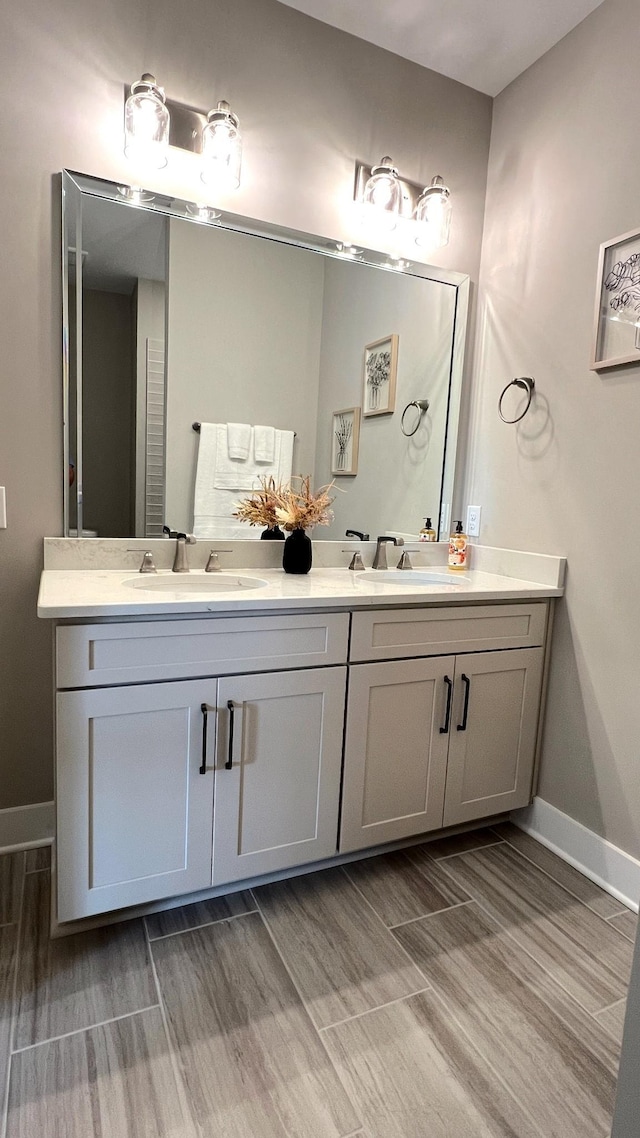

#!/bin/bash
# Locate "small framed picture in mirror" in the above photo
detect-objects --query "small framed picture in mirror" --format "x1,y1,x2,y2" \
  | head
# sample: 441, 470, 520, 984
362, 333, 399, 415
331, 407, 360, 476
591, 226, 640, 371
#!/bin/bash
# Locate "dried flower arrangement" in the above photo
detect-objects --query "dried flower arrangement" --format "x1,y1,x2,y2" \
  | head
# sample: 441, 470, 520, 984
234, 475, 335, 532
232, 476, 281, 530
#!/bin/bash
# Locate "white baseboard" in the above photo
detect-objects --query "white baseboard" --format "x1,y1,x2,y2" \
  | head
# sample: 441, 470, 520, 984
0, 801, 54, 855
512, 797, 640, 913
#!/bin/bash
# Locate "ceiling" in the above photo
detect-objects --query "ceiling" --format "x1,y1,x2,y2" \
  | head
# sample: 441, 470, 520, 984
80, 197, 166, 294
277, 0, 605, 96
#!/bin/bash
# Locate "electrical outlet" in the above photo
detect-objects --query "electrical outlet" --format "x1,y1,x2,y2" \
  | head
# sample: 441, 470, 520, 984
466, 504, 481, 538
0, 488, 6, 529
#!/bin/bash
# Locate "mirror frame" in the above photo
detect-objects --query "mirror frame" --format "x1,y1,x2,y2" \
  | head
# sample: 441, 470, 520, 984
61, 168, 470, 540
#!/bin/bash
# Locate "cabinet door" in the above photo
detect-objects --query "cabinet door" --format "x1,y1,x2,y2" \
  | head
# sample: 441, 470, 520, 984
57, 679, 216, 922
443, 647, 544, 826
339, 657, 453, 853
212, 667, 347, 885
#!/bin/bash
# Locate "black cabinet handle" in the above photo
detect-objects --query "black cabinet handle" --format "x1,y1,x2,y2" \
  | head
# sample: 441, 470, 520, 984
440, 675, 453, 734
457, 674, 471, 731
226, 700, 235, 769
200, 703, 209, 774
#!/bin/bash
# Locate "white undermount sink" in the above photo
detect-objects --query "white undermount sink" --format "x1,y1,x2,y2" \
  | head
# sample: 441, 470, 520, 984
125, 573, 269, 592
357, 570, 468, 586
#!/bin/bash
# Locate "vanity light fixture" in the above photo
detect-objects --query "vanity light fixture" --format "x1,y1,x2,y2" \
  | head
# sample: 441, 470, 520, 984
200, 101, 242, 189
124, 74, 170, 169
361, 157, 403, 230
415, 175, 452, 250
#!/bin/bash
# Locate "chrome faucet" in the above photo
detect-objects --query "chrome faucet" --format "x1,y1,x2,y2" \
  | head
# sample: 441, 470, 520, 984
372, 535, 403, 570
163, 526, 196, 572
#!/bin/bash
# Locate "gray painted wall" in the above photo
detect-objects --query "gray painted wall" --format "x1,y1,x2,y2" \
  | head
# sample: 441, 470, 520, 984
0, 0, 491, 809
465, 0, 640, 859
314, 259, 456, 540
164, 220, 324, 531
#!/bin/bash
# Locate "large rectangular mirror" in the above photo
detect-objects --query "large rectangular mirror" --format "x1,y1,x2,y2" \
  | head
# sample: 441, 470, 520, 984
62, 170, 469, 542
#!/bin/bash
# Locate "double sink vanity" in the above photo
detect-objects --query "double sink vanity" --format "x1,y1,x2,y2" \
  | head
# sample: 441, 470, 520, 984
53, 170, 565, 932
39, 538, 565, 930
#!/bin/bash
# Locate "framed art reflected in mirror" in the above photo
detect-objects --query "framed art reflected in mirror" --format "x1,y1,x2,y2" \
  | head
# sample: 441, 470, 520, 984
331, 407, 360, 476
362, 334, 398, 416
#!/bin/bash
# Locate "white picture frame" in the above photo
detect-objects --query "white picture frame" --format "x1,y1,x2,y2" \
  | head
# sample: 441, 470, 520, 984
362, 333, 399, 416
331, 407, 360, 476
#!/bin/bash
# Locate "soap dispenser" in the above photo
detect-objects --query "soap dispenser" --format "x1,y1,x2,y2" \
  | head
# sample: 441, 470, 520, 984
448, 520, 468, 570
419, 517, 436, 542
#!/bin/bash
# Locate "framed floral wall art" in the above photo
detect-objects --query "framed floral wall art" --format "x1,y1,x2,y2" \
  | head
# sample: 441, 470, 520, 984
331, 407, 360, 476
591, 226, 640, 371
362, 333, 399, 415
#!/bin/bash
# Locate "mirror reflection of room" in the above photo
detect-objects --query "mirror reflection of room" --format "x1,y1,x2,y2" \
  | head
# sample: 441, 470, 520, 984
76, 195, 458, 541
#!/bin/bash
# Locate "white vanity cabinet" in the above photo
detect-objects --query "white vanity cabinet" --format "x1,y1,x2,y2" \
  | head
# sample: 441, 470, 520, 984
212, 667, 346, 885
53, 599, 551, 925
55, 613, 350, 922
339, 605, 547, 852
57, 679, 217, 922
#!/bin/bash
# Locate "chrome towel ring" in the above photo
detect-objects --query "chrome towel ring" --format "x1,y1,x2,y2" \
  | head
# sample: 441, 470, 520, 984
401, 398, 430, 437
498, 376, 535, 424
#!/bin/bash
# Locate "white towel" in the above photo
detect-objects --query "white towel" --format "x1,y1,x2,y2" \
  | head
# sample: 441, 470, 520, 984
193, 424, 296, 539
213, 425, 259, 490
227, 422, 251, 459
254, 425, 276, 464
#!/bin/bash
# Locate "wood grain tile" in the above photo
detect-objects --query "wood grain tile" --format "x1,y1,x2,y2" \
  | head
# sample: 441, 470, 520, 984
345, 850, 470, 927
145, 890, 255, 939
418, 828, 504, 860
25, 846, 51, 873
608, 910, 638, 941
395, 903, 619, 1137
255, 868, 426, 1028
15, 871, 157, 1049
152, 912, 360, 1138
6, 1007, 194, 1138
595, 999, 628, 1045
0, 926, 18, 1121
0, 853, 24, 924
493, 822, 626, 918
439, 843, 633, 1012
325, 989, 541, 1138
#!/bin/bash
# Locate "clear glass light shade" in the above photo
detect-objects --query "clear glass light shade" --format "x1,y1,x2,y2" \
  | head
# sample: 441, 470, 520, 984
124, 75, 170, 169
361, 158, 402, 230
415, 176, 452, 249
201, 102, 242, 189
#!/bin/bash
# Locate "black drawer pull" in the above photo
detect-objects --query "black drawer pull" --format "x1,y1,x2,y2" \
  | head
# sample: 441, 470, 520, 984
440, 675, 453, 734
226, 700, 235, 769
200, 703, 209, 774
457, 674, 471, 731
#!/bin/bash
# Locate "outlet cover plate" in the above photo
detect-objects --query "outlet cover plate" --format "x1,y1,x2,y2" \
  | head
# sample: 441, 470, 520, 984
0, 487, 6, 529
466, 504, 481, 537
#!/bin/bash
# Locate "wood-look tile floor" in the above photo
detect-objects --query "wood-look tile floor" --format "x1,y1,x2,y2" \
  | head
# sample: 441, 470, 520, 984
0, 829, 636, 1137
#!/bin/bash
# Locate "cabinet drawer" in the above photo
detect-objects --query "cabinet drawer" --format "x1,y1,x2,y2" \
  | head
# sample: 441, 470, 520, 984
350, 603, 547, 662
57, 613, 350, 688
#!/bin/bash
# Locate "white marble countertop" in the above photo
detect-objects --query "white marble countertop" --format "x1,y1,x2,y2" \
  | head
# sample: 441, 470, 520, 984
38, 566, 564, 620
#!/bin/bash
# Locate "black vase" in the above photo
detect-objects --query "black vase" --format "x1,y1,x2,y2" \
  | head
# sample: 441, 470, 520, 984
283, 528, 312, 574
260, 525, 285, 541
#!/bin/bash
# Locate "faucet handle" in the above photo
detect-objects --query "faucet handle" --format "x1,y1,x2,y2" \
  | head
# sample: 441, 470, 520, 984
205, 549, 232, 572
127, 550, 157, 574
342, 550, 365, 571
396, 550, 413, 570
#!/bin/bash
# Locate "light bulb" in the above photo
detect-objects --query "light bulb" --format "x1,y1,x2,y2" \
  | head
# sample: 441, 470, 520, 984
201, 101, 242, 189
361, 157, 402, 231
415, 175, 452, 249
124, 74, 170, 169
